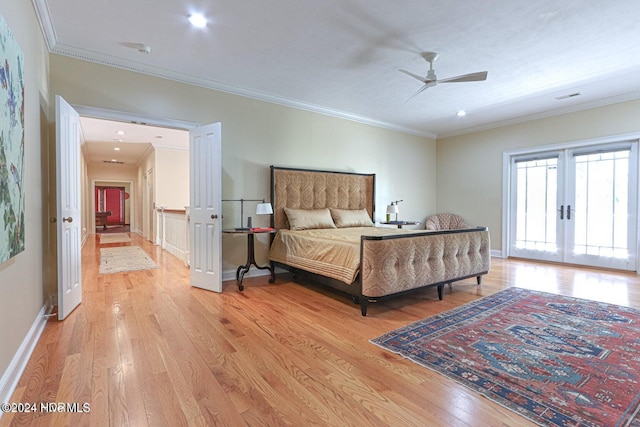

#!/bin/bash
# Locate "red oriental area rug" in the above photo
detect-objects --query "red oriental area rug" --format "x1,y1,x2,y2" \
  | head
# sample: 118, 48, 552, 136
371, 287, 640, 426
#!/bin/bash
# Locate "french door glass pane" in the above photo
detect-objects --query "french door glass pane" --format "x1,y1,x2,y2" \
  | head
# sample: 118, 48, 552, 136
515, 158, 557, 251
573, 150, 629, 258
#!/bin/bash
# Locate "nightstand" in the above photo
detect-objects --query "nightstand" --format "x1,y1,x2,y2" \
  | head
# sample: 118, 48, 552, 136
379, 221, 420, 229
222, 228, 277, 290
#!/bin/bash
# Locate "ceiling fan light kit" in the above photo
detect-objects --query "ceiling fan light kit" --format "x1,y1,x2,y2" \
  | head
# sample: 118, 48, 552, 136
400, 51, 488, 101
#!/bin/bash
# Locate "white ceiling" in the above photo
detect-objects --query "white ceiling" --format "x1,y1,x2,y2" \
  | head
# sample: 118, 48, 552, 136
80, 117, 188, 166
36, 0, 640, 150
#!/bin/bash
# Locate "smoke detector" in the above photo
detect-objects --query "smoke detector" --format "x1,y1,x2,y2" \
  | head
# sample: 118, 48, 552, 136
120, 42, 152, 54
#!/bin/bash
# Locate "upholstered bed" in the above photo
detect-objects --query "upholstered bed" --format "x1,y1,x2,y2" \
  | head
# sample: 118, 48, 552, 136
268, 166, 491, 315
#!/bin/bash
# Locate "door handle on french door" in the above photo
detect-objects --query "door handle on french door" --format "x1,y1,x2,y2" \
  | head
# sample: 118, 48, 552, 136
567, 205, 571, 220
62, 217, 73, 223
211, 214, 218, 219
558, 205, 564, 220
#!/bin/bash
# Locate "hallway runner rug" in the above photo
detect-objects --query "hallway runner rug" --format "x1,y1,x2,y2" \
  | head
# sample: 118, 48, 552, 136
99, 245, 158, 274
99, 233, 131, 244
371, 287, 640, 426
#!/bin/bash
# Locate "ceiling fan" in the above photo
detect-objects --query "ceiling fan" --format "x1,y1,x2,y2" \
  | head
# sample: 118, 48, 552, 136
400, 52, 488, 101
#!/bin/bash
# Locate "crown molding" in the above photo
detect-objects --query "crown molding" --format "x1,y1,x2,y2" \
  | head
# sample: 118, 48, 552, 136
31, 0, 57, 50
50, 44, 437, 140
29, 2, 436, 138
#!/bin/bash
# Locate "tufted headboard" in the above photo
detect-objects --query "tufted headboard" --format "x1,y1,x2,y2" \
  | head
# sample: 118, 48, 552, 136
270, 166, 376, 230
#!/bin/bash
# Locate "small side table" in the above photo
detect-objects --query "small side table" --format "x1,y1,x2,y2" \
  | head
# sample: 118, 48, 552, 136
380, 221, 420, 229
223, 228, 277, 290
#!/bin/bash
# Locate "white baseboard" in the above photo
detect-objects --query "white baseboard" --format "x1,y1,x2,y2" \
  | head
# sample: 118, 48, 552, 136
0, 305, 48, 412
222, 267, 273, 282
491, 249, 505, 258
164, 242, 187, 264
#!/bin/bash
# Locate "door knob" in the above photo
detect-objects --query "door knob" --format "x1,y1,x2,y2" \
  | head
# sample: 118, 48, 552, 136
63, 217, 73, 223
211, 214, 218, 219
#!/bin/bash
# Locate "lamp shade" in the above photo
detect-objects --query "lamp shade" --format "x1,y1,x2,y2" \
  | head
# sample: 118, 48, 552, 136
256, 202, 273, 215
386, 204, 399, 214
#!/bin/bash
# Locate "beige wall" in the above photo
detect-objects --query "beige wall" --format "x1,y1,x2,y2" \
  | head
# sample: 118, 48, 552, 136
0, 2, 50, 384
49, 55, 437, 272
155, 147, 189, 210
437, 99, 640, 252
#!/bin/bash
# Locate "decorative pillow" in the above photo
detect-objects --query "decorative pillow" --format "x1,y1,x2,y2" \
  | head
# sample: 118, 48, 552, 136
330, 208, 374, 228
284, 208, 337, 230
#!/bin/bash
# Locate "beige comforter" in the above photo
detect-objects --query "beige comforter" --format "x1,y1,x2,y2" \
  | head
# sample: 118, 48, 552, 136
269, 227, 423, 284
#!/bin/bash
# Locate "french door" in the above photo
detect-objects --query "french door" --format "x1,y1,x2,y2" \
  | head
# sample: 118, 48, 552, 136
510, 142, 638, 271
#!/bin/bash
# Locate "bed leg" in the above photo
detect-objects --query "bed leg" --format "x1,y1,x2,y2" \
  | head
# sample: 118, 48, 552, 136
476, 275, 482, 285
437, 284, 444, 300
269, 262, 276, 284
360, 298, 368, 316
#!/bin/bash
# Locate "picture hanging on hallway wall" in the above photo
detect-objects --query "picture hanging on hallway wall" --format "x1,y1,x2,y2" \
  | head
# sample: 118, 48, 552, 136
0, 15, 25, 264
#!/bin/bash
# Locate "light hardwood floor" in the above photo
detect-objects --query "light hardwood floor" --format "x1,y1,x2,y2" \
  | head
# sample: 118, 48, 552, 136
3, 233, 640, 426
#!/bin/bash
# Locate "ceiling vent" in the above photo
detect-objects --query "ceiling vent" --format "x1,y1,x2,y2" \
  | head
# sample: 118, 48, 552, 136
103, 160, 125, 164
555, 92, 582, 100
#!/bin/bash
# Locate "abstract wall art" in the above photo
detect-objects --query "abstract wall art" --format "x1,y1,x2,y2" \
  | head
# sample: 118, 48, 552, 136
0, 15, 25, 264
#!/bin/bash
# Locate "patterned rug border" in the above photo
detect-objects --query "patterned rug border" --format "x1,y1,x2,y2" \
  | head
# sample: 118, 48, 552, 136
99, 245, 158, 274
371, 287, 640, 427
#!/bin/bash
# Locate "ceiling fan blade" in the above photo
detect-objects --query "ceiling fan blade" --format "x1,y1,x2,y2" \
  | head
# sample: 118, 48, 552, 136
399, 69, 430, 84
405, 82, 435, 102
438, 71, 488, 83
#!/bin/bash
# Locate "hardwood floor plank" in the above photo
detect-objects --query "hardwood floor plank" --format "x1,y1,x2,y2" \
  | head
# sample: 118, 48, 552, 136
150, 295, 247, 426
88, 353, 108, 427
4, 233, 640, 427
107, 364, 130, 426
49, 353, 81, 427
150, 316, 205, 423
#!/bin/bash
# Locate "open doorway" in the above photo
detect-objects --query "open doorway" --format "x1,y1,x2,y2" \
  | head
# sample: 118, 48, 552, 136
55, 98, 223, 321
78, 109, 193, 242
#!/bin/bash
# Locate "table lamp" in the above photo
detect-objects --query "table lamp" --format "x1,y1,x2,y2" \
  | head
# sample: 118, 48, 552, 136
256, 202, 273, 215
248, 202, 273, 229
386, 203, 399, 222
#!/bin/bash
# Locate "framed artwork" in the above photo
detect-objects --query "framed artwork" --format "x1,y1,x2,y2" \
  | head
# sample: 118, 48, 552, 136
0, 15, 25, 264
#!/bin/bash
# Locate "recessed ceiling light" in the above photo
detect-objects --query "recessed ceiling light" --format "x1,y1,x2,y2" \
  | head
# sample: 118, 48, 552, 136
114, 147, 121, 151
456, 110, 467, 117
188, 13, 207, 28
116, 130, 125, 135
111, 159, 117, 162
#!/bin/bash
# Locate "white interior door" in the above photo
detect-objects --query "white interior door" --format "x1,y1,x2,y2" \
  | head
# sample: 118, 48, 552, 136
510, 142, 638, 270
189, 123, 222, 292
55, 96, 82, 319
